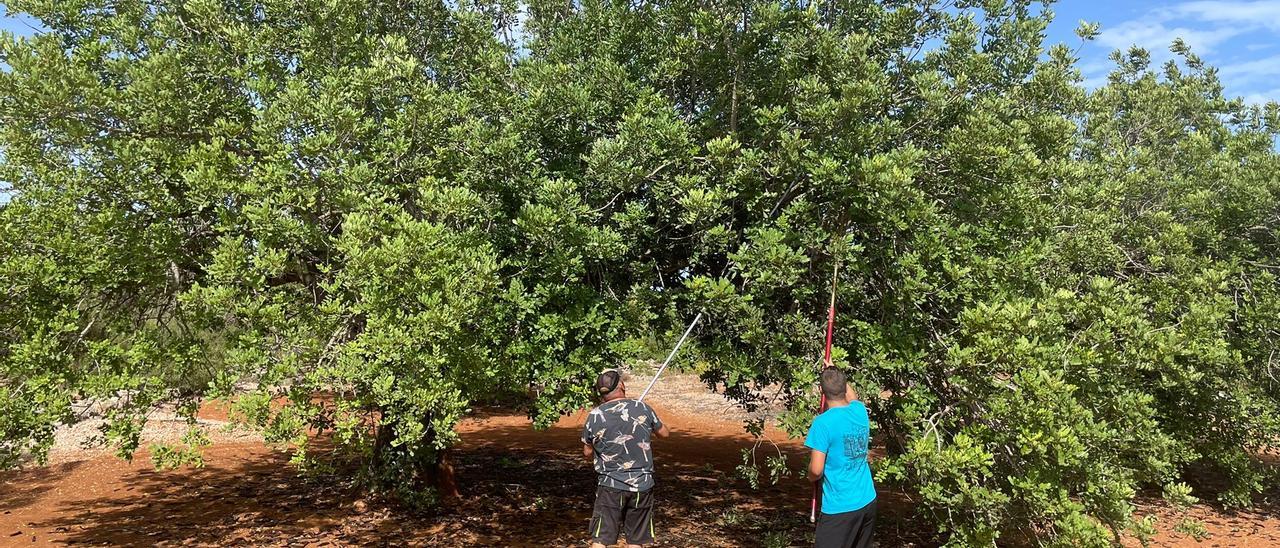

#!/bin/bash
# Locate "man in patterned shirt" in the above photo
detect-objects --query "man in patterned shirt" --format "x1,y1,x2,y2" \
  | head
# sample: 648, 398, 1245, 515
581, 370, 670, 547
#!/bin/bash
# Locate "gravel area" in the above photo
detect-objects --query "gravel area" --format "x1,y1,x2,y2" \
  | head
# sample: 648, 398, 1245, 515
44, 400, 262, 465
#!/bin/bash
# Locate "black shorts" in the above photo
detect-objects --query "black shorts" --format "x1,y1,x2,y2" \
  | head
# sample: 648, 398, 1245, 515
815, 500, 876, 548
589, 485, 655, 545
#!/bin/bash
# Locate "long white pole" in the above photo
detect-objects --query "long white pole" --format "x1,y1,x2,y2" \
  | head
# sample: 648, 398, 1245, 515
637, 312, 703, 402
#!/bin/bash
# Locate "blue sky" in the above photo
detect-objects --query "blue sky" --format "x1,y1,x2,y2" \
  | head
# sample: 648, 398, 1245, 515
0, 11, 39, 38
0, 1, 1277, 104
1045, 0, 1280, 104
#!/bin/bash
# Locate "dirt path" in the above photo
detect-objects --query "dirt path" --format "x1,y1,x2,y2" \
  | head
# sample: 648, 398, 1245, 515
1, 372, 1277, 546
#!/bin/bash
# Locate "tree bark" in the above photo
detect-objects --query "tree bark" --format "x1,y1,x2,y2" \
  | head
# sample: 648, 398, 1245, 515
373, 413, 460, 502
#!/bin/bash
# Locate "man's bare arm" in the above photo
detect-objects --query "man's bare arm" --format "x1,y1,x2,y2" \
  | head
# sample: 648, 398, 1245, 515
583, 442, 594, 461
808, 449, 826, 483
654, 423, 671, 438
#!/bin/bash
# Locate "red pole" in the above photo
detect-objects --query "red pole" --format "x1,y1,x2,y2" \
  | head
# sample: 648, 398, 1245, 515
811, 263, 839, 522
811, 390, 827, 522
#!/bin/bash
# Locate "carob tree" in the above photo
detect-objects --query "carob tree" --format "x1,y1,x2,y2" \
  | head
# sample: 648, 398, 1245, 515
1, 0, 1278, 544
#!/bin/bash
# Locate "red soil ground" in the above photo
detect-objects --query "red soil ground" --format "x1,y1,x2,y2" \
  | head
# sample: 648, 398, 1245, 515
1, 380, 1277, 546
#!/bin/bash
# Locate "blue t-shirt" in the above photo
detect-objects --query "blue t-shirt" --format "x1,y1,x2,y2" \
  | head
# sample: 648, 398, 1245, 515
804, 402, 876, 514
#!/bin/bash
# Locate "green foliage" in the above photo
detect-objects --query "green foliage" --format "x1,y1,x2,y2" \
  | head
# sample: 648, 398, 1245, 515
1174, 517, 1209, 542
2, 0, 1278, 545
717, 507, 746, 527
735, 443, 790, 489
151, 426, 212, 470
762, 530, 791, 548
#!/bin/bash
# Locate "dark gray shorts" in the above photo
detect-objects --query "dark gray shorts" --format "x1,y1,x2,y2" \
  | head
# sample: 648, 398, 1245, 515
589, 485, 655, 545
815, 499, 876, 548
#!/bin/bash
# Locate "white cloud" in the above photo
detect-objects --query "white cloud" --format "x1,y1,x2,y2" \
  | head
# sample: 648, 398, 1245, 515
1217, 54, 1280, 87
1074, 58, 1114, 87
1081, 74, 1111, 90
1240, 88, 1280, 105
1083, 1, 1280, 103
1172, 1, 1280, 31
1096, 20, 1241, 56
1095, 1, 1280, 57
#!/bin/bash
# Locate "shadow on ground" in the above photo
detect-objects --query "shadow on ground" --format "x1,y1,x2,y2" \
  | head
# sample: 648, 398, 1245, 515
6, 406, 1279, 546
13, 410, 933, 547
0, 461, 86, 513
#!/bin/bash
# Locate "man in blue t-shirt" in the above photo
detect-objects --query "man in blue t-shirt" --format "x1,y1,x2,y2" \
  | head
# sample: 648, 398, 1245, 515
805, 367, 876, 548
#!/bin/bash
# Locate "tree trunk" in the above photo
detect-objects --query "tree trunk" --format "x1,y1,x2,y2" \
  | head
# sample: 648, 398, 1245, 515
373, 412, 460, 502
430, 449, 460, 500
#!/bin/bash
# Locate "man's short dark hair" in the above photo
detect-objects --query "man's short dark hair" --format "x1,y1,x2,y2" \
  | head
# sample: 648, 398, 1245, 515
595, 370, 622, 397
820, 367, 846, 400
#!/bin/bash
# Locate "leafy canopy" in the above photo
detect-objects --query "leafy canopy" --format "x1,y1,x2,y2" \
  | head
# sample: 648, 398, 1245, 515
2, 0, 1279, 544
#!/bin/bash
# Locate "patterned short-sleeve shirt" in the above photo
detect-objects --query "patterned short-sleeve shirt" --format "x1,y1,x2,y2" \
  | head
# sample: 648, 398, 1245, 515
581, 399, 664, 492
